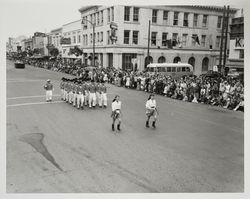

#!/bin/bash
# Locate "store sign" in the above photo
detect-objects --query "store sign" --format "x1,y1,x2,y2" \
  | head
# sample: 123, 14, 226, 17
61, 37, 71, 45
235, 38, 244, 49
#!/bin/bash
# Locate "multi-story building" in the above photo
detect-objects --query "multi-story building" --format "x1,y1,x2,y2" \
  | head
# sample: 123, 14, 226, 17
227, 9, 244, 72
48, 27, 63, 54
24, 38, 33, 50
79, 5, 237, 75
32, 32, 47, 55
61, 20, 82, 63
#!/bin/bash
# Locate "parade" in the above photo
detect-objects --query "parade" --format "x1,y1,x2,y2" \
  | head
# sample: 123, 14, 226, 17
4, 3, 245, 195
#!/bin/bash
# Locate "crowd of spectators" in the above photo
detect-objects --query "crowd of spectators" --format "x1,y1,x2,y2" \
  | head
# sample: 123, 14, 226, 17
9, 55, 244, 112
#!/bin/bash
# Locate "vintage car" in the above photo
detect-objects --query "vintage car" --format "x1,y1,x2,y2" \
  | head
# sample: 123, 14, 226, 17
14, 60, 25, 69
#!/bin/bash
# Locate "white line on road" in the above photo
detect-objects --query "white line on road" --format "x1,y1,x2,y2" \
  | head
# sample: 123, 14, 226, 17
7, 80, 46, 83
7, 101, 64, 107
7, 95, 61, 100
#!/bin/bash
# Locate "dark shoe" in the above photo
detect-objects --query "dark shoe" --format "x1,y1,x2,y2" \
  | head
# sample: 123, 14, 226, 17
117, 124, 121, 131
146, 121, 149, 128
152, 121, 156, 128
112, 124, 115, 131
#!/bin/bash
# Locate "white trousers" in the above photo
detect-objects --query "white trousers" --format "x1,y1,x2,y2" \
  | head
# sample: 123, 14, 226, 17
73, 92, 77, 106
100, 93, 107, 107
77, 93, 84, 108
46, 90, 53, 101
89, 92, 96, 107
69, 91, 73, 103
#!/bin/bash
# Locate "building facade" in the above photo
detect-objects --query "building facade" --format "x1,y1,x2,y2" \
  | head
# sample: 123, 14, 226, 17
227, 9, 244, 71
48, 27, 63, 54
32, 32, 47, 55
79, 5, 237, 75
61, 20, 82, 63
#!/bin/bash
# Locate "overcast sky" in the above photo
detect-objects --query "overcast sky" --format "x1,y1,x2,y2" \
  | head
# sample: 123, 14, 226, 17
0, 0, 246, 42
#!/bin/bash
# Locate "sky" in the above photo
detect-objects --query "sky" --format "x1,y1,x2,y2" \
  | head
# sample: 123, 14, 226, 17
0, 0, 247, 42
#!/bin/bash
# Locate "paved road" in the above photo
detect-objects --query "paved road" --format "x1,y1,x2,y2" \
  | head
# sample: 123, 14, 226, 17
6, 60, 244, 193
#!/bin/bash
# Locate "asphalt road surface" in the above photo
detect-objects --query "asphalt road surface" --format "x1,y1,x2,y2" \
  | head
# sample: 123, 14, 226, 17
6, 60, 244, 193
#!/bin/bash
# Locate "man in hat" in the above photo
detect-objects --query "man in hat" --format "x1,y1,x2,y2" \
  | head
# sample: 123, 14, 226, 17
60, 78, 65, 100
145, 94, 158, 128
76, 81, 84, 109
100, 82, 108, 108
44, 79, 54, 102
88, 80, 97, 108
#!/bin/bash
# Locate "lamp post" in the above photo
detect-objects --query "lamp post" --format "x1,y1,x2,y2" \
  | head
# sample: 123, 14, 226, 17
82, 18, 96, 67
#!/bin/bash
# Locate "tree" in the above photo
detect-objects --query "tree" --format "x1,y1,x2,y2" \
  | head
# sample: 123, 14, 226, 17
69, 46, 83, 57
49, 47, 59, 57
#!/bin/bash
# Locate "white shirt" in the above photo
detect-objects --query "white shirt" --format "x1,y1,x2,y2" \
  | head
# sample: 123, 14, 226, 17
112, 100, 122, 111
146, 99, 156, 109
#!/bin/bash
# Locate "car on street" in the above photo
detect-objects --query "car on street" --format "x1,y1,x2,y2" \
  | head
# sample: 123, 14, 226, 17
14, 60, 25, 69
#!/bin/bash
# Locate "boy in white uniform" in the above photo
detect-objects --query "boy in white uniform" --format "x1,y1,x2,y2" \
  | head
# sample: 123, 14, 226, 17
44, 79, 54, 102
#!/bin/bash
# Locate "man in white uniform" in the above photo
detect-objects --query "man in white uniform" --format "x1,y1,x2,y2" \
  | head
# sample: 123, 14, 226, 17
44, 79, 54, 102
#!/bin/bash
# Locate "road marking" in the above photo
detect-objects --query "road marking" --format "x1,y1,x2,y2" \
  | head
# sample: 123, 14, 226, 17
7, 95, 61, 100
7, 101, 64, 107
7, 80, 46, 83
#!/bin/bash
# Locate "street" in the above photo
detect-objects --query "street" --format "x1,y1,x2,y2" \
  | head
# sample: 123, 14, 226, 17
6, 60, 244, 193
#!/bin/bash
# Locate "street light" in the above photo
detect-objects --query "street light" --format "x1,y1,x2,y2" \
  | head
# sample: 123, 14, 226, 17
81, 18, 96, 67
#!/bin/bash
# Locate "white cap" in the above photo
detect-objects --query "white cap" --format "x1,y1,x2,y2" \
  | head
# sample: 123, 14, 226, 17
47, 79, 50, 82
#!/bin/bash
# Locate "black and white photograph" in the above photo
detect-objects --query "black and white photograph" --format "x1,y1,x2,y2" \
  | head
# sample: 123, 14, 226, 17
0, 0, 248, 198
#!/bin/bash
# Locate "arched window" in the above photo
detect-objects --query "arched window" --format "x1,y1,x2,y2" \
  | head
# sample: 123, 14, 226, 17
173, 56, 181, 63
188, 57, 195, 72
144, 56, 153, 68
158, 56, 166, 63
202, 57, 209, 72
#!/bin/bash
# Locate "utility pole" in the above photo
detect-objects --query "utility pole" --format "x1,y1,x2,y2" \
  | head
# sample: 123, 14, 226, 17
146, 20, 151, 68
223, 6, 230, 75
219, 6, 226, 73
93, 24, 95, 67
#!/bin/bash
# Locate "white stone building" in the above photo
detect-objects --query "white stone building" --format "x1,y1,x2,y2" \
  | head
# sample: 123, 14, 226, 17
79, 5, 237, 75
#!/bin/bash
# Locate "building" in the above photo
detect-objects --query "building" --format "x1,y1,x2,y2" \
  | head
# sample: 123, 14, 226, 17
32, 32, 47, 55
48, 27, 63, 55
24, 38, 33, 50
79, 5, 237, 75
61, 20, 82, 63
226, 9, 244, 72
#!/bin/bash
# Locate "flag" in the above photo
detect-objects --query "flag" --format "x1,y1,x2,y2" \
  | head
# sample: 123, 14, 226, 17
192, 35, 200, 45
167, 40, 172, 49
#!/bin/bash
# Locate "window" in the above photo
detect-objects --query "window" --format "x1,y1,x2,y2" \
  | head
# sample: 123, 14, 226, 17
133, 7, 139, 22
202, 57, 209, 72
151, 32, 157, 46
97, 32, 99, 42
163, 11, 168, 24
217, 16, 222, 28
132, 31, 138, 44
90, 15, 93, 25
90, 33, 93, 43
201, 35, 206, 47
172, 33, 178, 46
173, 12, 179, 25
101, 11, 103, 24
182, 34, 188, 47
158, 56, 166, 63
111, 7, 114, 21
192, 34, 198, 46
162, 32, 168, 46
167, 67, 171, 72
124, 6, 130, 21
152, 10, 158, 23
122, 53, 136, 70
188, 57, 195, 71
97, 12, 99, 25
172, 67, 176, 72
100, 32, 103, 42
216, 36, 221, 48
73, 36, 76, 43
107, 31, 110, 44
78, 35, 81, 43
193, 14, 198, 27
107, 8, 111, 23
202, 15, 208, 27
124, 30, 130, 44
239, 49, 244, 59
183, 13, 189, 27
173, 56, 181, 63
